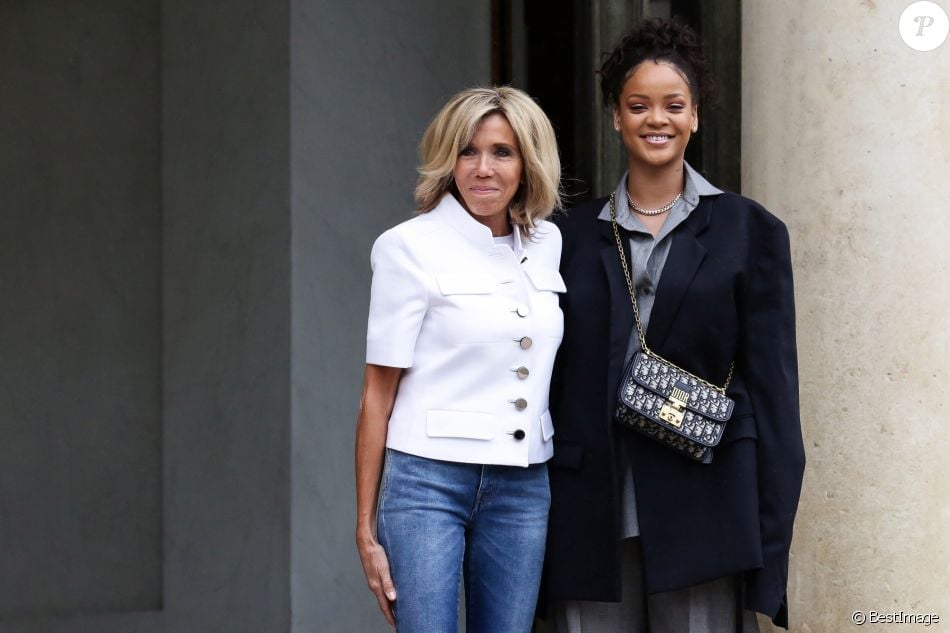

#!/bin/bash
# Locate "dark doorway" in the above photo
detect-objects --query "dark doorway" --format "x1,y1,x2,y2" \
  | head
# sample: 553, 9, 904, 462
492, 0, 741, 204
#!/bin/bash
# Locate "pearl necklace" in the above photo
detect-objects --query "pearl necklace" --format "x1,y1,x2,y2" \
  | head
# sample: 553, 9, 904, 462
625, 189, 683, 216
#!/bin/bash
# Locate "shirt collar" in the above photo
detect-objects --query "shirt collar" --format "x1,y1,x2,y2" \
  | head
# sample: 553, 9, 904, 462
682, 161, 723, 205
431, 192, 524, 256
597, 162, 722, 229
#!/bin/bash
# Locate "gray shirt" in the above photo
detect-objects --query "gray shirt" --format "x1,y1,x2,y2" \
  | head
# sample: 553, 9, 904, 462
597, 163, 722, 538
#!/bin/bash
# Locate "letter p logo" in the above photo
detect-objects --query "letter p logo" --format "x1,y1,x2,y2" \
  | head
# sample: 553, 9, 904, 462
900, 1, 949, 50
915, 14, 936, 36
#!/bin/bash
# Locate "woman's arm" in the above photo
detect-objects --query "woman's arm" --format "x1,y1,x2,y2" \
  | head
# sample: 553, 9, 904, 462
355, 363, 403, 627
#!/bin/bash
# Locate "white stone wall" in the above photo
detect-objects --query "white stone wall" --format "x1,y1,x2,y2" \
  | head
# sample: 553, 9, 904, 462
743, 1, 950, 630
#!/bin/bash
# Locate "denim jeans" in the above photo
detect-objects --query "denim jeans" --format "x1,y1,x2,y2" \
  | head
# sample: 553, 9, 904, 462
377, 448, 550, 633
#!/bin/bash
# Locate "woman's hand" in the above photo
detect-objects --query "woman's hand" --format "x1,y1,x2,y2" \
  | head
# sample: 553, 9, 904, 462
356, 528, 397, 626
355, 363, 403, 627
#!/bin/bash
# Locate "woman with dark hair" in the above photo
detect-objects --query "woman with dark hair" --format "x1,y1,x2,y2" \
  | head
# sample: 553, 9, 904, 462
541, 17, 805, 632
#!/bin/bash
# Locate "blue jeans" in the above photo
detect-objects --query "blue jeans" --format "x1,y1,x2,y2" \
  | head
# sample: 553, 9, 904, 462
377, 448, 550, 633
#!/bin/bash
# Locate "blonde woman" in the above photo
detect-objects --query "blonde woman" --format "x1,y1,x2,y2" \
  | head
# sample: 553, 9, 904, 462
356, 87, 564, 633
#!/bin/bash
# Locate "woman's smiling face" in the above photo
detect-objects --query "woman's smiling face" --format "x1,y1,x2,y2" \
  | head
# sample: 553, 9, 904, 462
613, 60, 698, 170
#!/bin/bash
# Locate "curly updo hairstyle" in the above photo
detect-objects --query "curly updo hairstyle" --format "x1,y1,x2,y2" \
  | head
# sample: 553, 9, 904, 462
599, 17, 714, 110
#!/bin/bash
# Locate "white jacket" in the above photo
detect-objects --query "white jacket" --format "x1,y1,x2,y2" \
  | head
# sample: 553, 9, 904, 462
366, 193, 565, 467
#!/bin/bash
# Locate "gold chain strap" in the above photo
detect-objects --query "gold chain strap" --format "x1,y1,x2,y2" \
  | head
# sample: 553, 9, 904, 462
608, 193, 735, 394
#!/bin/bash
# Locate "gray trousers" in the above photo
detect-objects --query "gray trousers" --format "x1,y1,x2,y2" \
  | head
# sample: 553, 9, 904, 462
540, 539, 760, 633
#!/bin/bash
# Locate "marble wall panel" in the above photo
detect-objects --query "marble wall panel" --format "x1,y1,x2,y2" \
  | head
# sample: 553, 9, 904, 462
288, 1, 491, 630
0, 0, 162, 619
743, 1, 950, 630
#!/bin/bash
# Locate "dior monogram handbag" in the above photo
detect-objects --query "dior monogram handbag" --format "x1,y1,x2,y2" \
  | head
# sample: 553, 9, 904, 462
609, 193, 735, 463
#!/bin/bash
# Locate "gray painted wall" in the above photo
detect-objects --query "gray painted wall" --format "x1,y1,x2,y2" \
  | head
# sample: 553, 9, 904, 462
289, 2, 490, 630
0, 0, 162, 619
161, 0, 292, 631
0, 1, 489, 631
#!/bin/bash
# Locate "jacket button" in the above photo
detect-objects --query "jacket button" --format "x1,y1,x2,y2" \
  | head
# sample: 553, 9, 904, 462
518, 336, 533, 350
513, 429, 526, 440
515, 366, 530, 379
516, 304, 530, 317
514, 398, 528, 410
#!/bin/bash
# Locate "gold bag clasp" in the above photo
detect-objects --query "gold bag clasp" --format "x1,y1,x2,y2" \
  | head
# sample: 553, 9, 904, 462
658, 385, 690, 428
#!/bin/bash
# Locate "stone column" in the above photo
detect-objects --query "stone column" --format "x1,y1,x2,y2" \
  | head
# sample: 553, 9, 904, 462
588, 0, 643, 195
742, 1, 950, 630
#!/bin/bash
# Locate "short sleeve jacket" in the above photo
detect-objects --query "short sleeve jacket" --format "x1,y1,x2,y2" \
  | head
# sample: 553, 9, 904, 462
366, 193, 565, 467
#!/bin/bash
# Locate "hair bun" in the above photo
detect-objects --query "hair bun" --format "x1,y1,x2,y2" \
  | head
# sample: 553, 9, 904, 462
598, 17, 714, 109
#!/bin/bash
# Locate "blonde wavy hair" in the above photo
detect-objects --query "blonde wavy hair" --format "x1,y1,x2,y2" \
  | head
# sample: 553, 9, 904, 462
415, 86, 562, 237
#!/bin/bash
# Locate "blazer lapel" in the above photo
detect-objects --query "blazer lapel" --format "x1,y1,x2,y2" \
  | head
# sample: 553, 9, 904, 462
646, 198, 715, 351
600, 221, 635, 395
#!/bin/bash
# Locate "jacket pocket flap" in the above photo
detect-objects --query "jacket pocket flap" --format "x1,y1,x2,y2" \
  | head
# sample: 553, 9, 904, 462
540, 409, 555, 441
426, 410, 494, 440
436, 274, 495, 295
524, 267, 567, 293
718, 414, 757, 445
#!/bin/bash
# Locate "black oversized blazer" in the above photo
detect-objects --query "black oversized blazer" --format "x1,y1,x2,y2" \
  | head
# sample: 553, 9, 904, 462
542, 191, 806, 628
